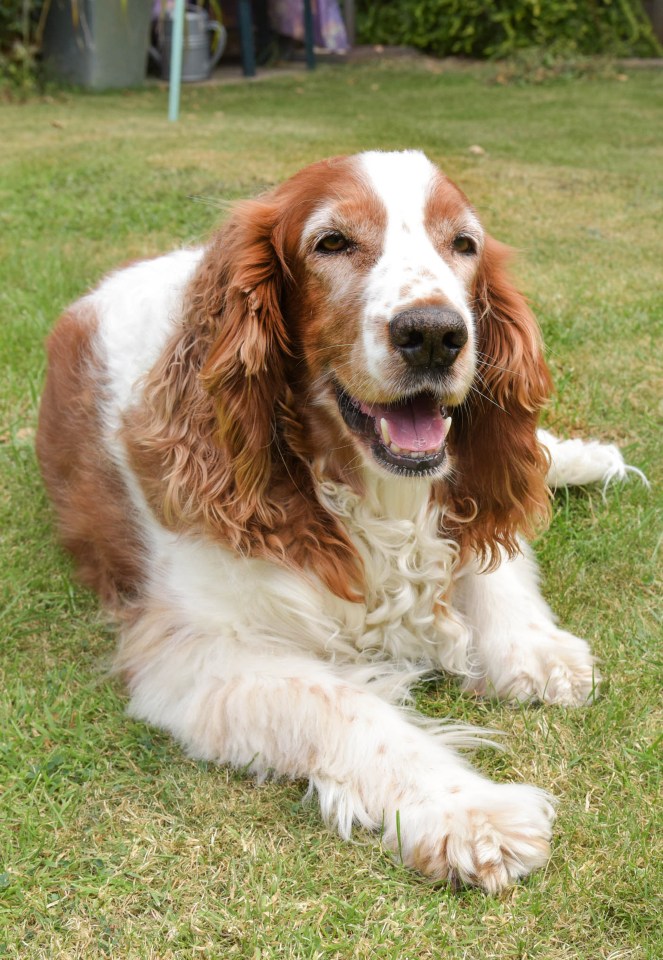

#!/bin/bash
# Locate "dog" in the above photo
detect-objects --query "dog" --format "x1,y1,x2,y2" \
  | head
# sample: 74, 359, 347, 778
36, 150, 634, 892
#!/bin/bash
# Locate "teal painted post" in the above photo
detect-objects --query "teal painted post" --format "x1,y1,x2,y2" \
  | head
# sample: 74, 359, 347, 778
168, 0, 186, 121
238, 0, 256, 77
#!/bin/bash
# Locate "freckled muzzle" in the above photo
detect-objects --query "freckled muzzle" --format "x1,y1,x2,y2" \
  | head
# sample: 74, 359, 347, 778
335, 385, 453, 476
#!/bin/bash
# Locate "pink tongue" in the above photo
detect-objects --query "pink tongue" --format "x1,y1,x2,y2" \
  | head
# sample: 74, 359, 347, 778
360, 396, 446, 451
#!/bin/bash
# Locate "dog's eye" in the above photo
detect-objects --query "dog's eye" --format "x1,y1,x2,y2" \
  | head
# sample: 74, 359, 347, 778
452, 235, 476, 255
316, 232, 350, 253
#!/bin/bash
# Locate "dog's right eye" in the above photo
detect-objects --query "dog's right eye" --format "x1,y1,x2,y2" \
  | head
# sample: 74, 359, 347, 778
452, 234, 477, 255
316, 232, 351, 253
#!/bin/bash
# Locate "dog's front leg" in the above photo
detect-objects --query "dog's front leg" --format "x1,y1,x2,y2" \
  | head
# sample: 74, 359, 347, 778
121, 621, 554, 891
455, 545, 598, 705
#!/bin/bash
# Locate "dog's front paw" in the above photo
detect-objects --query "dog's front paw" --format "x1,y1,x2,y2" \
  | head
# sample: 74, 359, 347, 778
530, 628, 600, 705
394, 782, 555, 893
465, 628, 600, 707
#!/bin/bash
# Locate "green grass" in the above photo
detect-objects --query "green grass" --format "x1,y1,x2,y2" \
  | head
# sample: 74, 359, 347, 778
1, 60, 661, 959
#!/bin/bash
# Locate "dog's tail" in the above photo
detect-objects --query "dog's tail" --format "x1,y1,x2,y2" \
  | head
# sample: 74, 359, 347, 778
538, 429, 648, 491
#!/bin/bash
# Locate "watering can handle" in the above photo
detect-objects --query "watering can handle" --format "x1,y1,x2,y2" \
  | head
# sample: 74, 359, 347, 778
208, 22, 227, 71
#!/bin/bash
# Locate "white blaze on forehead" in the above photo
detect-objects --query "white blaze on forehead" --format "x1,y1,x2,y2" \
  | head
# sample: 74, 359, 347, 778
360, 150, 438, 231
357, 150, 475, 381
359, 150, 472, 317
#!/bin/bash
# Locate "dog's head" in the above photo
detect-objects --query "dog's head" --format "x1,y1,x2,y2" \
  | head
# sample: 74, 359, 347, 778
193, 151, 551, 575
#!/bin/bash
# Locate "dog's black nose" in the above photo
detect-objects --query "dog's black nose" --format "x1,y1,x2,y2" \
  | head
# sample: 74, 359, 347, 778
389, 307, 468, 369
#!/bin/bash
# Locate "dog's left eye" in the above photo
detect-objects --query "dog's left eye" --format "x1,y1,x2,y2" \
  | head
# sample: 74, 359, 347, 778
452, 235, 476, 255
316, 232, 351, 253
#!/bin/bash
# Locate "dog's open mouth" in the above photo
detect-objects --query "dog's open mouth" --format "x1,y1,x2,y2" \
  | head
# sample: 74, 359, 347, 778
336, 385, 452, 475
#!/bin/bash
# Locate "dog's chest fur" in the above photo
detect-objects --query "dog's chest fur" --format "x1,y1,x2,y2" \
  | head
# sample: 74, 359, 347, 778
145, 473, 469, 674
319, 479, 469, 672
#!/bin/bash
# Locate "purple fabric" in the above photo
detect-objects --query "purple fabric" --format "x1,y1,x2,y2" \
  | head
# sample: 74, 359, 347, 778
153, 2, 348, 53
270, 0, 348, 52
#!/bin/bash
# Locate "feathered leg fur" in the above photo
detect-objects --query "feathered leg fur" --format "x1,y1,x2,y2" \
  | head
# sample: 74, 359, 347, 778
455, 431, 641, 704
119, 603, 554, 893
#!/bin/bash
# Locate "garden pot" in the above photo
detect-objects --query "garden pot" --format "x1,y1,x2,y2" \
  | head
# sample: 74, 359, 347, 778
42, 0, 152, 90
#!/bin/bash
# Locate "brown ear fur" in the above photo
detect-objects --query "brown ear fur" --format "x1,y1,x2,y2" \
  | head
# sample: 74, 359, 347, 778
439, 236, 552, 565
198, 198, 292, 525
124, 198, 364, 602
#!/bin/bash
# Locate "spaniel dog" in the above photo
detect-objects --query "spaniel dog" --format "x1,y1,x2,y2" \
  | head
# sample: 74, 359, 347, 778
37, 151, 632, 892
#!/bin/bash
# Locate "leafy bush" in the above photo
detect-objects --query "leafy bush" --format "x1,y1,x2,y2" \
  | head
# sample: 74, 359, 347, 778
0, 0, 47, 94
356, 0, 661, 59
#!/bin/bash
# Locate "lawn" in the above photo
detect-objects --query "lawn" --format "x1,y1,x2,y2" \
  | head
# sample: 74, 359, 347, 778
0, 60, 661, 959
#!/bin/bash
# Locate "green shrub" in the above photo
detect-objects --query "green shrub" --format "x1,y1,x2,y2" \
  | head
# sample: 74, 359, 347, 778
0, 0, 47, 94
356, 0, 661, 59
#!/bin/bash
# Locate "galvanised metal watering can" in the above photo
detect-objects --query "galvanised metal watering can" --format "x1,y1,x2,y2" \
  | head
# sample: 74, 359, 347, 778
150, 4, 226, 82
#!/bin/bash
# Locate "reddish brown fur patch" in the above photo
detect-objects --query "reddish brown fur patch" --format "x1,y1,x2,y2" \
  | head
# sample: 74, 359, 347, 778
437, 236, 552, 566
425, 173, 479, 258
36, 306, 145, 608
279, 166, 388, 406
122, 157, 379, 603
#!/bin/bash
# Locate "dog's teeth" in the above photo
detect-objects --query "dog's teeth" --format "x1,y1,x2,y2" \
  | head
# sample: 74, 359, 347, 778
389, 441, 402, 454
380, 418, 391, 445
443, 416, 452, 434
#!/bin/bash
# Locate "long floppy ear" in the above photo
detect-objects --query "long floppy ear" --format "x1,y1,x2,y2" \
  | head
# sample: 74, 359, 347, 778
125, 196, 364, 601
440, 236, 552, 565
196, 197, 291, 526
186, 198, 364, 601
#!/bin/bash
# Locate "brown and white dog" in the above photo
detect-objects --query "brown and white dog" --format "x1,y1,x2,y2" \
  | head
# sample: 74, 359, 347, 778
37, 151, 632, 892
